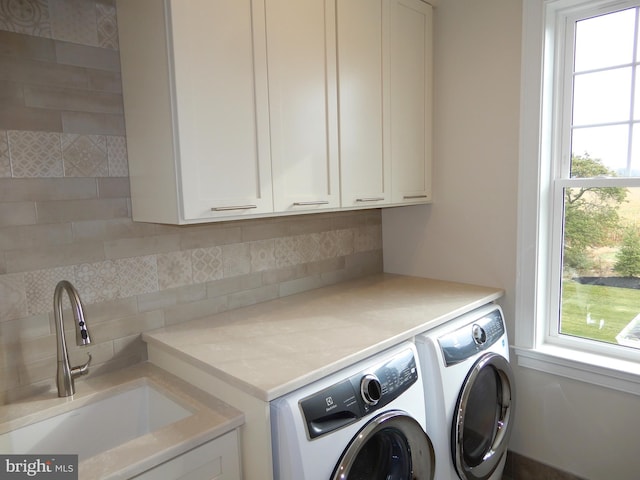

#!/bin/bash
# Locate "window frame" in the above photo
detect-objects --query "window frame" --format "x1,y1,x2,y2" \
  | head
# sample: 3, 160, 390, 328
516, 0, 640, 396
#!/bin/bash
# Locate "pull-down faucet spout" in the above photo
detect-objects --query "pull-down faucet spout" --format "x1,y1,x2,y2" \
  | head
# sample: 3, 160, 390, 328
54, 280, 92, 397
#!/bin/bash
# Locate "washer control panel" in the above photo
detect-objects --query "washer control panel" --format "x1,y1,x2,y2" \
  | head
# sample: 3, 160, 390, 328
438, 306, 505, 367
299, 348, 418, 440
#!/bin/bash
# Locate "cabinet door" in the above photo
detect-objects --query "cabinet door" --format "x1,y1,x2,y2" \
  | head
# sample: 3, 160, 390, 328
337, 0, 391, 208
390, 0, 433, 204
170, 0, 273, 221
267, 0, 341, 213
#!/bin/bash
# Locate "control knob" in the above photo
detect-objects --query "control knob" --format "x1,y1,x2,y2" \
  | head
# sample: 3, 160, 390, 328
472, 323, 487, 345
360, 374, 382, 405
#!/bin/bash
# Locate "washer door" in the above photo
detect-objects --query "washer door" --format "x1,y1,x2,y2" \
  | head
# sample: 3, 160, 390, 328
452, 352, 515, 480
331, 410, 435, 480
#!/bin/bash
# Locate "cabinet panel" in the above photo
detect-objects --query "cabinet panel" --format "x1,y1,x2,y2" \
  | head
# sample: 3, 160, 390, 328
390, 0, 433, 204
338, 0, 391, 208
132, 430, 241, 480
171, 0, 273, 220
117, 0, 272, 224
267, 0, 341, 212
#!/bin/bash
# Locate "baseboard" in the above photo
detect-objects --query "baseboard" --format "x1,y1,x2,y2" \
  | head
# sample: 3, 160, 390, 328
503, 451, 586, 480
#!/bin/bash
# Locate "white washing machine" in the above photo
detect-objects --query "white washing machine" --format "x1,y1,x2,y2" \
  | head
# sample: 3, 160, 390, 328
415, 304, 515, 480
270, 342, 435, 480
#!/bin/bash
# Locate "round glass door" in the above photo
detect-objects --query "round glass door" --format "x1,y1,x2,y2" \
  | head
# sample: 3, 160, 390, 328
452, 353, 515, 480
332, 410, 435, 480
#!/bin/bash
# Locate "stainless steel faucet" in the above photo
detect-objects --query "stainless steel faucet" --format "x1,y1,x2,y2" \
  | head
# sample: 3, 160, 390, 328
53, 280, 92, 397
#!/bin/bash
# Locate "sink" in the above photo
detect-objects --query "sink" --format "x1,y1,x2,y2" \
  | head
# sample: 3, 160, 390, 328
0, 381, 193, 460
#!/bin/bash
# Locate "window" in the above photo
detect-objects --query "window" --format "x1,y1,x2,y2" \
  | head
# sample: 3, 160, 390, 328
517, 0, 640, 394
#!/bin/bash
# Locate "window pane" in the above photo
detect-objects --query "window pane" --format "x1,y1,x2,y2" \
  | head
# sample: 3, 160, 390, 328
575, 8, 636, 72
560, 186, 640, 348
571, 125, 629, 175
573, 68, 632, 126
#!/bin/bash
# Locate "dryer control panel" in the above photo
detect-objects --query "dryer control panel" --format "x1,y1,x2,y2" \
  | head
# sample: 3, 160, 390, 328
438, 307, 505, 367
299, 348, 418, 440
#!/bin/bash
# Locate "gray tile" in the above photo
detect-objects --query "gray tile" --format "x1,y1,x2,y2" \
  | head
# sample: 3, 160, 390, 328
35, 197, 128, 223
0, 178, 97, 202
88, 69, 122, 93
71, 218, 156, 242
178, 224, 242, 250
0, 223, 72, 250
97, 177, 129, 198
0, 80, 24, 108
61, 111, 125, 136
55, 40, 121, 71
0, 202, 37, 227
5, 241, 105, 273
0, 30, 55, 61
24, 85, 123, 114
0, 56, 88, 89
104, 234, 181, 260
0, 105, 62, 132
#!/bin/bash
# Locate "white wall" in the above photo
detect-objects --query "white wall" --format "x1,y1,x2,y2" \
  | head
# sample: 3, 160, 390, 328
382, 1, 640, 479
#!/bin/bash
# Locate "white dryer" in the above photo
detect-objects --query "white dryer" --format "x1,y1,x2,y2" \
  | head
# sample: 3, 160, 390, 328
270, 342, 435, 480
415, 304, 515, 480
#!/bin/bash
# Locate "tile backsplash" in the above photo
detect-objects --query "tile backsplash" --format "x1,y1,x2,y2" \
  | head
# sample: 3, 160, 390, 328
0, 0, 383, 403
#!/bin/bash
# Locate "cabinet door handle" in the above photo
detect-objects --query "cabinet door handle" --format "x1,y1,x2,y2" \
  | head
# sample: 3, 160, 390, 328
403, 195, 429, 200
211, 205, 258, 211
292, 201, 330, 206
356, 197, 385, 202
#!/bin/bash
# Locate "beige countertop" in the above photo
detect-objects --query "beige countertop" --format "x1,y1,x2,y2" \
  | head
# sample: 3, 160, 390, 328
0, 363, 244, 480
143, 273, 503, 402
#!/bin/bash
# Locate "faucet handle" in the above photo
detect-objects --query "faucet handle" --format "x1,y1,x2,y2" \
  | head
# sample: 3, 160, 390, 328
71, 353, 92, 379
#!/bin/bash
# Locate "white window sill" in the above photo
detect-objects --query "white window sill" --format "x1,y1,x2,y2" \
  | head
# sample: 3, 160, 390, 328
514, 344, 640, 396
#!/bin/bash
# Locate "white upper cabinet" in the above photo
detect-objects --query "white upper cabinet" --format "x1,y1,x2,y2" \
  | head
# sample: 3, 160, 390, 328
117, 0, 272, 224
266, 0, 341, 213
117, 0, 432, 224
337, 0, 391, 208
390, 0, 433, 204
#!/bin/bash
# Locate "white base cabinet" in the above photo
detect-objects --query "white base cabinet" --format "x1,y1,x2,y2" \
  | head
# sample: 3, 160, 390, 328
132, 430, 241, 480
117, 0, 433, 225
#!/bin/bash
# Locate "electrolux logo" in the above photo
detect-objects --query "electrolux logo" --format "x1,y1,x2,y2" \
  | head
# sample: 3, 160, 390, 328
0, 455, 78, 480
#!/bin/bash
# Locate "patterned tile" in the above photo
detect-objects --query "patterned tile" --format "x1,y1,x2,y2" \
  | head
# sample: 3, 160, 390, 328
157, 251, 192, 290
275, 236, 304, 268
24, 266, 75, 316
298, 234, 322, 263
74, 260, 118, 304
107, 136, 128, 177
0, 130, 10, 178
8, 130, 63, 177
336, 228, 355, 256
0, 0, 51, 37
222, 243, 251, 278
96, 1, 118, 50
62, 134, 108, 177
49, 0, 97, 46
0, 273, 27, 321
250, 239, 275, 272
191, 246, 223, 283
316, 231, 338, 260
355, 225, 383, 252
116, 255, 158, 297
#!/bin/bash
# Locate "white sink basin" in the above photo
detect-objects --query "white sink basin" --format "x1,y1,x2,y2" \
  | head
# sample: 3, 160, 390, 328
0, 381, 193, 460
